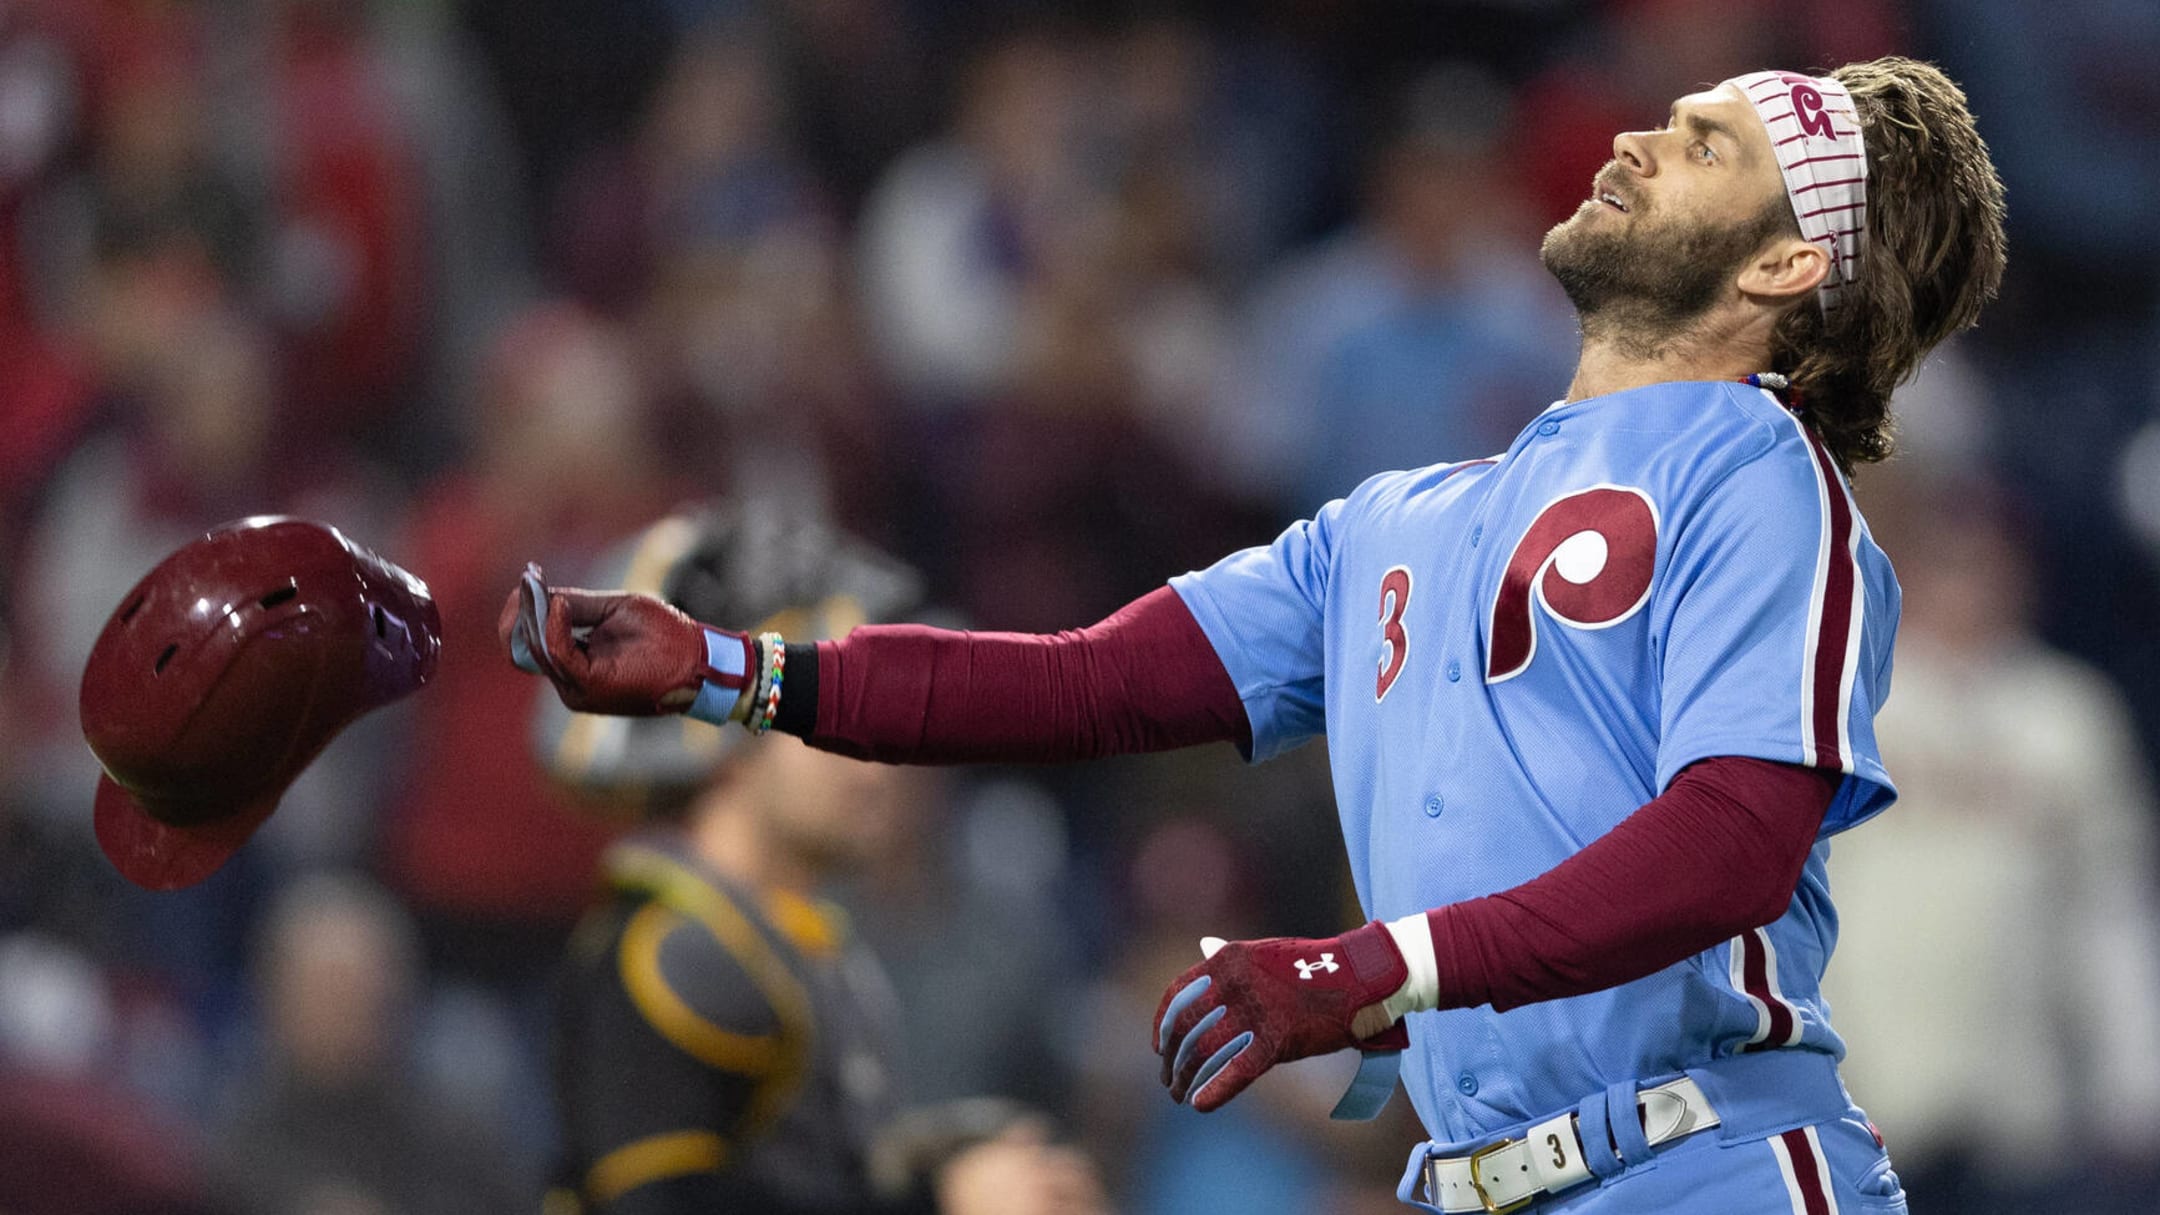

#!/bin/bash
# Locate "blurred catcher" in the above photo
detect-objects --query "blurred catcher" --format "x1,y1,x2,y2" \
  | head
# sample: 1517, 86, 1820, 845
525, 503, 1107, 1215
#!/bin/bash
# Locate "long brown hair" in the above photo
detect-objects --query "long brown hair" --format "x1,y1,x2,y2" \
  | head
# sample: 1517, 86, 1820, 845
1765, 57, 2007, 472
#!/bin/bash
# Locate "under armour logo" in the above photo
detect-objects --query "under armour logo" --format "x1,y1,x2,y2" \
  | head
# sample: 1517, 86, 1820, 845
1294, 954, 1339, 980
1791, 83, 1836, 139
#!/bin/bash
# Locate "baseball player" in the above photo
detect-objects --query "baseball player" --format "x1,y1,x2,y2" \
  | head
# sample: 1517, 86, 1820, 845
506, 57, 2006, 1213
525, 505, 1107, 1215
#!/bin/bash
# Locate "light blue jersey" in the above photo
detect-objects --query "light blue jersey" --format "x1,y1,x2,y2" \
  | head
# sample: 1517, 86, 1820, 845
1170, 380, 1899, 1146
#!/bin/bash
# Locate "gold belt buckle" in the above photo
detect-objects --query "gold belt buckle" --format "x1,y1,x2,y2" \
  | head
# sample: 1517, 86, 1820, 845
1466, 1138, 1533, 1214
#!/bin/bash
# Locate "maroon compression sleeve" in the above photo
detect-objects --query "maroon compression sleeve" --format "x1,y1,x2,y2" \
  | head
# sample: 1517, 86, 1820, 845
1427, 756, 1838, 1011
807, 586, 1250, 764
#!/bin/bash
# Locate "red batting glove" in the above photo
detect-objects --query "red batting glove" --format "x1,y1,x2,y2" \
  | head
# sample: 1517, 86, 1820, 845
1152, 922, 1411, 1112
497, 563, 754, 717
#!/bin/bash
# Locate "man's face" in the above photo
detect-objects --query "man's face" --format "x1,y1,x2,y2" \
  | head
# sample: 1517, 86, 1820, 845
1541, 83, 1793, 326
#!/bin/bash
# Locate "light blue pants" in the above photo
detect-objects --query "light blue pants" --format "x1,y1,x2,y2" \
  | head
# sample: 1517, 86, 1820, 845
1399, 1054, 1907, 1213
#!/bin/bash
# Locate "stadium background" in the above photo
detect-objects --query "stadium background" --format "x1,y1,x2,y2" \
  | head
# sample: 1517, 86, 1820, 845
1, 0, 2157, 1211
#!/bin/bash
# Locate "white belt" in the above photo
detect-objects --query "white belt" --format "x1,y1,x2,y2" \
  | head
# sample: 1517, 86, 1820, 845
1421, 1077, 1720, 1213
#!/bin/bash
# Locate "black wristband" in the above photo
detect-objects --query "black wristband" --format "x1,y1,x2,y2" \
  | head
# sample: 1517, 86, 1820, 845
772, 639, 818, 737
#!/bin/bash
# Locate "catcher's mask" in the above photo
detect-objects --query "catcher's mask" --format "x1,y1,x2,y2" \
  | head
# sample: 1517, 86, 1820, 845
534, 501, 921, 815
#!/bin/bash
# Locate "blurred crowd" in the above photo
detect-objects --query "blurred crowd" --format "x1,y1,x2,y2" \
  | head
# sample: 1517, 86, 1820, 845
1, 0, 2157, 1212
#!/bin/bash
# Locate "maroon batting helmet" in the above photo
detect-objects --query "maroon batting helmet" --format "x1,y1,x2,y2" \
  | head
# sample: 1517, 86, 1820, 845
80, 517, 441, 890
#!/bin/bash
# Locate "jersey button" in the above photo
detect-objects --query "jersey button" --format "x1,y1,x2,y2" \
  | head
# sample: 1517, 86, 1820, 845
1424, 795, 1444, 818
1538, 420, 1561, 437
1444, 660, 1461, 682
1470, 525, 1482, 548
1457, 1072, 1479, 1096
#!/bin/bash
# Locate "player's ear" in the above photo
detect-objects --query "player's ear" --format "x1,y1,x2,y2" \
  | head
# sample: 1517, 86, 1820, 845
1738, 236, 1828, 304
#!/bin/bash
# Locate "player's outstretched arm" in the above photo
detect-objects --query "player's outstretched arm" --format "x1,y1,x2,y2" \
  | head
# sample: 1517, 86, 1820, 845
502, 567, 1251, 764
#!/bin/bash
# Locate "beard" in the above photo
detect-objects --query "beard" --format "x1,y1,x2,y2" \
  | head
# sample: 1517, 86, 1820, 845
1541, 187, 1788, 356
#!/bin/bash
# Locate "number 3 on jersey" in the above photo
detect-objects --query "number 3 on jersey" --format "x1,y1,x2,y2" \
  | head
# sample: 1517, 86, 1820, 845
1376, 566, 1412, 701
1487, 485, 1660, 683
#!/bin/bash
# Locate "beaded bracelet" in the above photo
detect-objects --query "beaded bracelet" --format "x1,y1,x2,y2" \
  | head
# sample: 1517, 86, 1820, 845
750, 633, 786, 735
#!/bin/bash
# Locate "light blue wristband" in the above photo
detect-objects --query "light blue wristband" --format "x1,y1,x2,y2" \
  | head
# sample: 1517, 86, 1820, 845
686, 628, 753, 725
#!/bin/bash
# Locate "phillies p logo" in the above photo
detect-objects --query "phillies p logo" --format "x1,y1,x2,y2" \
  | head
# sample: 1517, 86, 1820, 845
1487, 485, 1660, 683
1791, 83, 1836, 139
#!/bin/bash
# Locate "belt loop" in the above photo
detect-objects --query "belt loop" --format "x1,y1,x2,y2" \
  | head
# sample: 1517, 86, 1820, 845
1572, 1090, 1624, 1180
1396, 1142, 1447, 1214
1604, 1080, 1655, 1167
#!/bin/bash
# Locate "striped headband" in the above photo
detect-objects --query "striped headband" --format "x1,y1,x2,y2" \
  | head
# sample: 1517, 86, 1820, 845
1726, 71, 1868, 310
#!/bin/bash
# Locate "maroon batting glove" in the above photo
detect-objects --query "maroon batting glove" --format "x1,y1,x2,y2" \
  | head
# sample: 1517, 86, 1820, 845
497, 564, 754, 717
1151, 921, 1411, 1112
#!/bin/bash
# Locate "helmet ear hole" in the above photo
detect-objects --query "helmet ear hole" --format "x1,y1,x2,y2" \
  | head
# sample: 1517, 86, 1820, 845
153, 643, 178, 675
259, 585, 298, 610
372, 605, 387, 639
121, 594, 147, 624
